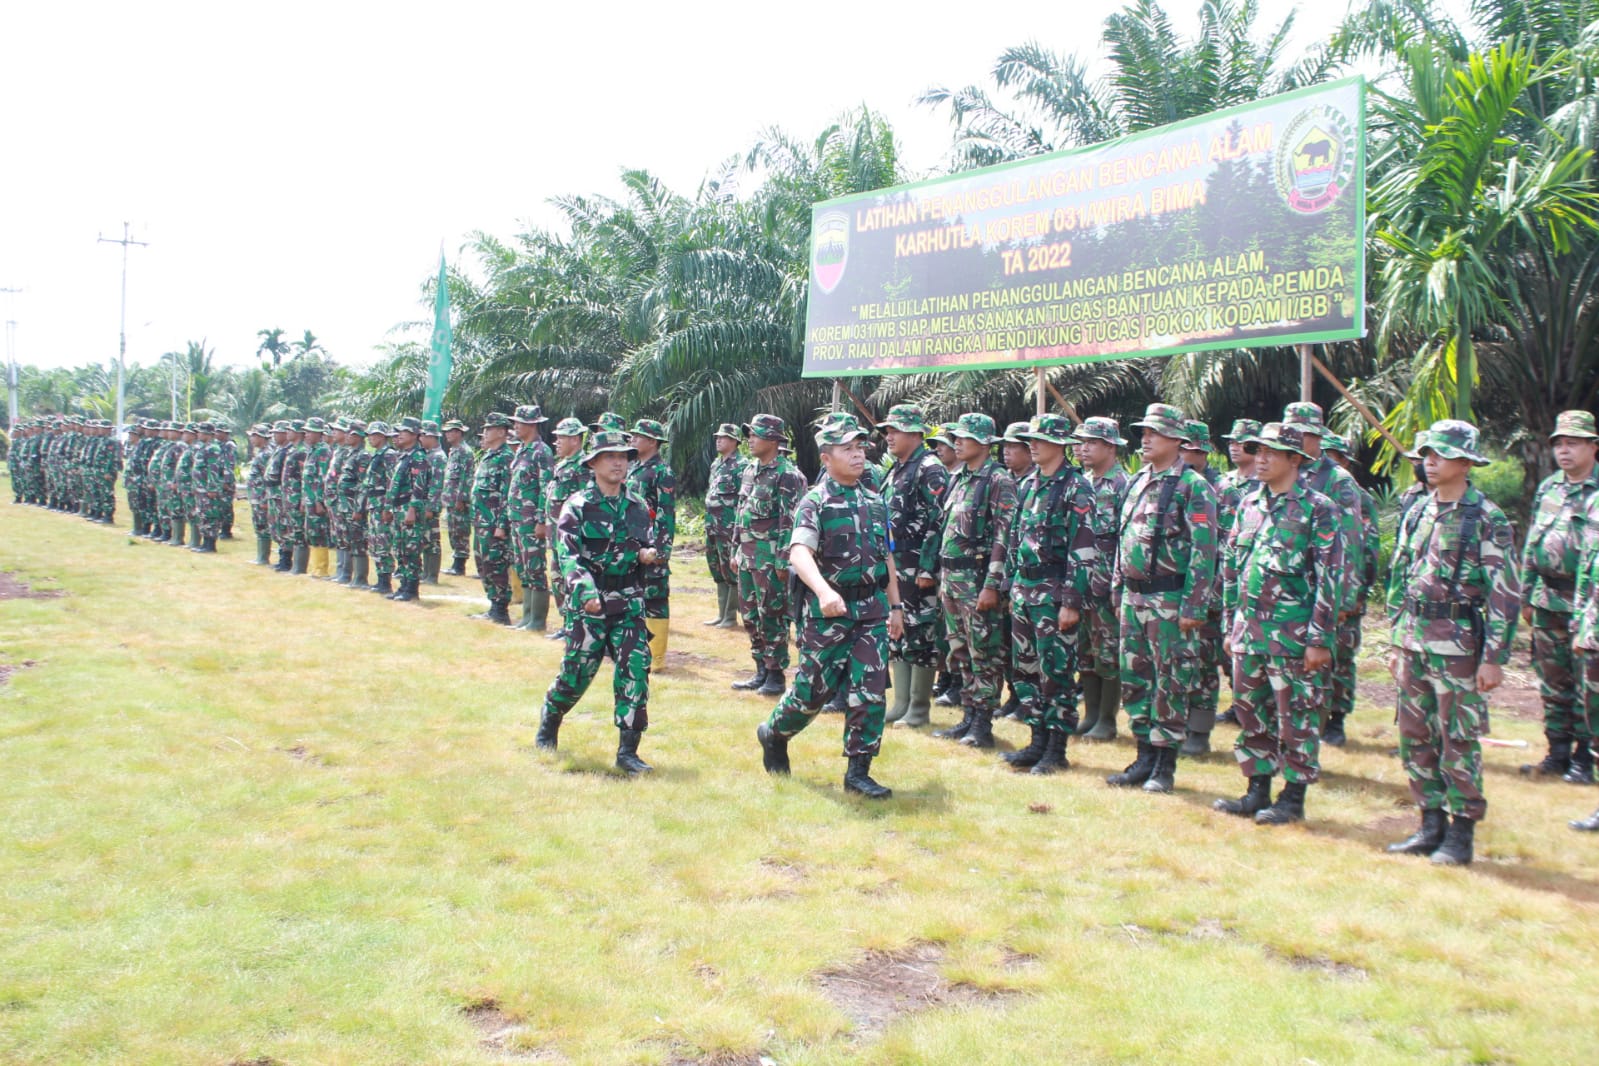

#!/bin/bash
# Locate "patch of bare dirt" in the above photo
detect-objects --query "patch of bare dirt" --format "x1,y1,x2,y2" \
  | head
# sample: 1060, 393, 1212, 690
278, 745, 323, 765
227, 1059, 284, 1066
666, 1054, 768, 1066
1271, 949, 1369, 981
0, 659, 38, 688
0, 571, 63, 600
815, 941, 1019, 1038
665, 650, 720, 669
461, 998, 560, 1061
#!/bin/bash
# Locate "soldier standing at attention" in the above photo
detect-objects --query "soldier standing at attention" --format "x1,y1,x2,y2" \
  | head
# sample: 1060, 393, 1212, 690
1072, 417, 1131, 741
1214, 424, 1342, 823
323, 419, 351, 582
340, 421, 373, 588
757, 414, 902, 798
1178, 419, 1224, 756
930, 413, 1018, 750
384, 417, 433, 603
189, 423, 224, 553
1108, 403, 1218, 794
627, 419, 677, 672
361, 422, 398, 596
877, 404, 949, 729
246, 424, 273, 564
301, 418, 333, 578
174, 422, 201, 549
509, 405, 553, 630
122, 422, 146, 534
419, 421, 448, 585
468, 412, 516, 624
219, 422, 237, 539
1518, 410, 1599, 783
1569, 482, 1599, 832
1384, 420, 1521, 866
280, 421, 311, 571
1214, 419, 1263, 726
542, 418, 591, 639
535, 429, 661, 775
441, 419, 476, 577
927, 422, 966, 710
996, 421, 1038, 722
731, 415, 808, 696
1323, 432, 1382, 746
263, 422, 291, 568
702, 423, 747, 629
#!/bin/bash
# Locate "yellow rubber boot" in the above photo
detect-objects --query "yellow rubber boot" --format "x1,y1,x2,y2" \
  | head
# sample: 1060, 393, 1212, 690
645, 618, 669, 673
508, 568, 523, 600
311, 546, 331, 578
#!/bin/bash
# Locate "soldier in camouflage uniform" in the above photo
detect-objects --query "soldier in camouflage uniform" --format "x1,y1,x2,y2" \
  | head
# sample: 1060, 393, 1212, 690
876, 404, 949, 728
219, 423, 237, 539
1323, 431, 1382, 747
339, 420, 373, 588
930, 413, 1019, 749
1108, 403, 1218, 794
995, 420, 1038, 721
627, 418, 677, 671
509, 404, 554, 629
535, 429, 661, 775
322, 419, 351, 581
1072, 417, 1131, 740
300, 417, 333, 577
1178, 418, 1225, 756
927, 422, 966, 707
1384, 420, 1521, 866
1001, 413, 1097, 773
732, 414, 809, 696
263, 421, 292, 568
246, 425, 274, 564
122, 422, 148, 534
543, 417, 591, 639
468, 412, 516, 624
441, 419, 476, 576
703, 423, 747, 629
419, 420, 447, 584
361, 422, 398, 595
1518, 410, 1599, 783
171, 423, 199, 549
757, 414, 902, 798
279, 421, 310, 571
1214, 424, 1343, 823
383, 416, 433, 602
92, 421, 122, 523
1569, 484, 1599, 832
188, 422, 224, 552
1213, 419, 1263, 725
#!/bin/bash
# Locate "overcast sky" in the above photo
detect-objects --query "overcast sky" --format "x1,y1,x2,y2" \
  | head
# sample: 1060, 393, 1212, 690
0, 0, 1469, 375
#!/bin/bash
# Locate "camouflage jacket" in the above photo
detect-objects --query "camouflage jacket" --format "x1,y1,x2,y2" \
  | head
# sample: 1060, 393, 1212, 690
263, 441, 287, 491
1115, 460, 1217, 618
1573, 493, 1599, 651
324, 444, 348, 505
281, 443, 307, 509
789, 473, 892, 622
1085, 467, 1131, 602
1214, 470, 1258, 549
442, 442, 476, 511
470, 443, 515, 537
703, 452, 747, 533
301, 442, 331, 509
1521, 465, 1599, 613
193, 441, 225, 496
625, 454, 677, 566
542, 454, 590, 537
384, 444, 433, 511
736, 455, 807, 562
933, 458, 1017, 596
508, 442, 548, 533
361, 446, 397, 515
1009, 464, 1096, 609
221, 440, 237, 491
1299, 455, 1363, 613
248, 446, 273, 503
883, 443, 949, 581
337, 447, 370, 518
555, 484, 656, 615
1352, 481, 1381, 608
425, 447, 447, 514
1387, 486, 1521, 662
1223, 480, 1344, 656
173, 442, 196, 492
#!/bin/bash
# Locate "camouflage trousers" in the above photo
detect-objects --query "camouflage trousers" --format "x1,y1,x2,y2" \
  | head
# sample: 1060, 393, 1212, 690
738, 545, 790, 671
346, 515, 367, 557
1231, 652, 1327, 784
643, 564, 670, 620
942, 589, 1008, 715
277, 501, 305, 547
447, 504, 472, 559
1186, 609, 1224, 733
1009, 593, 1081, 733
1081, 596, 1119, 679
424, 511, 441, 557
199, 494, 230, 538
1395, 649, 1488, 822
250, 501, 270, 538
474, 526, 512, 606
393, 515, 426, 582
514, 528, 549, 592
767, 604, 888, 757
1579, 648, 1599, 752
367, 513, 394, 574
304, 505, 330, 548
1531, 610, 1582, 740
542, 607, 650, 730
704, 525, 737, 587
1329, 612, 1365, 720
888, 577, 942, 667
1119, 597, 1201, 748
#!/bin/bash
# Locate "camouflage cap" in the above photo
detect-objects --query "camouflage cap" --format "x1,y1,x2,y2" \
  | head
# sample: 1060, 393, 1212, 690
582, 428, 637, 464
303, 416, 327, 434
1417, 419, 1489, 466
419, 419, 441, 437
1001, 421, 1033, 444
553, 416, 586, 438
876, 403, 930, 434
1551, 409, 1599, 441
1180, 419, 1213, 453
441, 418, 468, 433
512, 404, 548, 424
366, 420, 393, 436
815, 413, 869, 447
630, 418, 669, 442
1015, 412, 1075, 446
1070, 416, 1127, 447
1321, 431, 1354, 455
1223, 418, 1264, 442
1131, 403, 1188, 440
1282, 401, 1326, 435
743, 413, 787, 442
1244, 421, 1311, 459
482, 411, 514, 430
948, 412, 998, 445
393, 416, 423, 435
591, 411, 626, 432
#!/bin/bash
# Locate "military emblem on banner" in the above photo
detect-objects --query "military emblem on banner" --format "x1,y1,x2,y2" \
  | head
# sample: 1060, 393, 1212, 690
1275, 106, 1356, 215
812, 209, 851, 294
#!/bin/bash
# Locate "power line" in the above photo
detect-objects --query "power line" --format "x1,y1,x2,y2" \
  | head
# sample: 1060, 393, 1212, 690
97, 224, 148, 430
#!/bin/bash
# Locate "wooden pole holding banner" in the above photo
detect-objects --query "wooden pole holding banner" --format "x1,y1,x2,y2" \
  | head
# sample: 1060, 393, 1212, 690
1298, 343, 1315, 402
1043, 378, 1083, 426
831, 379, 841, 414
834, 379, 877, 427
1309, 352, 1409, 457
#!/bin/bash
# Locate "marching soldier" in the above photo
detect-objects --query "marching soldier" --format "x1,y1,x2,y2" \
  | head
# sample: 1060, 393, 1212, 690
627, 419, 677, 671
703, 423, 747, 629
1323, 431, 1382, 746
509, 404, 553, 630
731, 414, 808, 696
543, 417, 591, 639
441, 419, 476, 576
469, 412, 517, 624
1072, 416, 1130, 740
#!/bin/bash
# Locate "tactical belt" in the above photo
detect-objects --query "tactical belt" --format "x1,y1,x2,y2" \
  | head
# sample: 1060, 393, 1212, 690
833, 581, 886, 603
1538, 573, 1576, 594
595, 569, 642, 594
1021, 563, 1067, 581
1125, 573, 1185, 594
1405, 598, 1479, 620
942, 557, 983, 572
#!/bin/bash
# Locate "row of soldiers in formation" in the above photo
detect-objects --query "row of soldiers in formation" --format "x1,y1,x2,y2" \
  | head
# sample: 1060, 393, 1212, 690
11, 401, 1599, 854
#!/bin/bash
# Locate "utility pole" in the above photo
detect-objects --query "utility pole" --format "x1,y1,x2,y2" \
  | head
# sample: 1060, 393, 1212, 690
98, 223, 148, 430
1, 286, 20, 427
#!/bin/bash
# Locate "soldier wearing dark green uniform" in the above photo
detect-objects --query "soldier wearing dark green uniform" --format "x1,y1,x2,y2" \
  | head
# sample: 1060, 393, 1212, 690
1213, 419, 1263, 726
757, 414, 903, 798
420, 420, 447, 584
340, 420, 373, 588
384, 416, 432, 602
1214, 424, 1343, 823
301, 418, 332, 577
441, 419, 476, 576
877, 404, 949, 728
1323, 431, 1381, 747
732, 414, 808, 696
245, 425, 273, 563
189, 422, 224, 553
542, 418, 591, 640
1072, 416, 1130, 740
627, 419, 677, 671
928, 422, 966, 708
1178, 418, 1224, 756
1570, 484, 1599, 832
509, 404, 554, 629
535, 429, 660, 775
703, 423, 747, 629
469, 412, 516, 624
361, 422, 398, 595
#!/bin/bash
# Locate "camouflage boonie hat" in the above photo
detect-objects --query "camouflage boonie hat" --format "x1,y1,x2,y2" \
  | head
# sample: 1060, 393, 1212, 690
184, 422, 202, 433
441, 418, 468, 433
271, 420, 291, 432
1282, 401, 1326, 435
743, 413, 787, 442
948, 412, 998, 445
631, 418, 669, 441
512, 404, 548, 424
347, 419, 368, 434
1223, 418, 1263, 442
582, 429, 637, 464
390, 416, 421, 435
1322, 431, 1354, 455
1070, 416, 1127, 447
1001, 421, 1032, 444
1016, 412, 1075, 446
1180, 419, 1213, 453
591, 411, 625, 432
931, 422, 960, 446
1244, 422, 1311, 459
366, 421, 393, 436
419, 419, 441, 436
876, 403, 930, 434
1131, 403, 1187, 440
197, 421, 216, 433
553, 417, 586, 437
303, 416, 327, 433
1417, 419, 1489, 466
815, 413, 868, 447
1550, 410, 1599, 441
482, 411, 514, 429
712, 421, 742, 441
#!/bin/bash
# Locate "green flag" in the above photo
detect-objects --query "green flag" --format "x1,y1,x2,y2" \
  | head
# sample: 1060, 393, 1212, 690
423, 251, 452, 421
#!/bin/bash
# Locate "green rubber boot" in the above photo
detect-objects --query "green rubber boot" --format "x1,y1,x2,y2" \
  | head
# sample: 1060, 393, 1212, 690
897, 665, 936, 728
884, 660, 913, 723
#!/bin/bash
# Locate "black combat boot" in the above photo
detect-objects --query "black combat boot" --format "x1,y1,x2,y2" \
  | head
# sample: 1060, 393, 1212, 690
1107, 740, 1156, 787
197, 536, 217, 554
534, 709, 562, 751
390, 578, 419, 602
1429, 815, 1475, 866
757, 722, 790, 775
444, 554, 468, 576
1214, 774, 1273, 817
843, 754, 891, 798
756, 669, 786, 697
275, 546, 292, 571
931, 670, 953, 700
1003, 722, 1049, 768
1521, 733, 1573, 778
1179, 729, 1211, 757
1029, 729, 1069, 775
959, 706, 996, 749
373, 572, 393, 595
1322, 712, 1347, 747
1142, 745, 1178, 793
935, 680, 963, 707
615, 729, 652, 774
1386, 808, 1448, 855
1562, 739, 1595, 785
487, 601, 512, 625
1255, 780, 1307, 825
290, 545, 308, 574
933, 705, 974, 741
731, 664, 768, 691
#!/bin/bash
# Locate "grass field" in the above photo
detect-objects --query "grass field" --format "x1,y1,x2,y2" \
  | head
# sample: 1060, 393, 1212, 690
2, 485, 1597, 1065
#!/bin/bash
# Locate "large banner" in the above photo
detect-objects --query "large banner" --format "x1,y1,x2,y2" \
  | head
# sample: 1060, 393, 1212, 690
803, 78, 1364, 378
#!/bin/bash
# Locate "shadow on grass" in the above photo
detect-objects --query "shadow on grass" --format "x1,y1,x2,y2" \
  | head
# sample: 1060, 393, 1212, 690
796, 775, 953, 816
